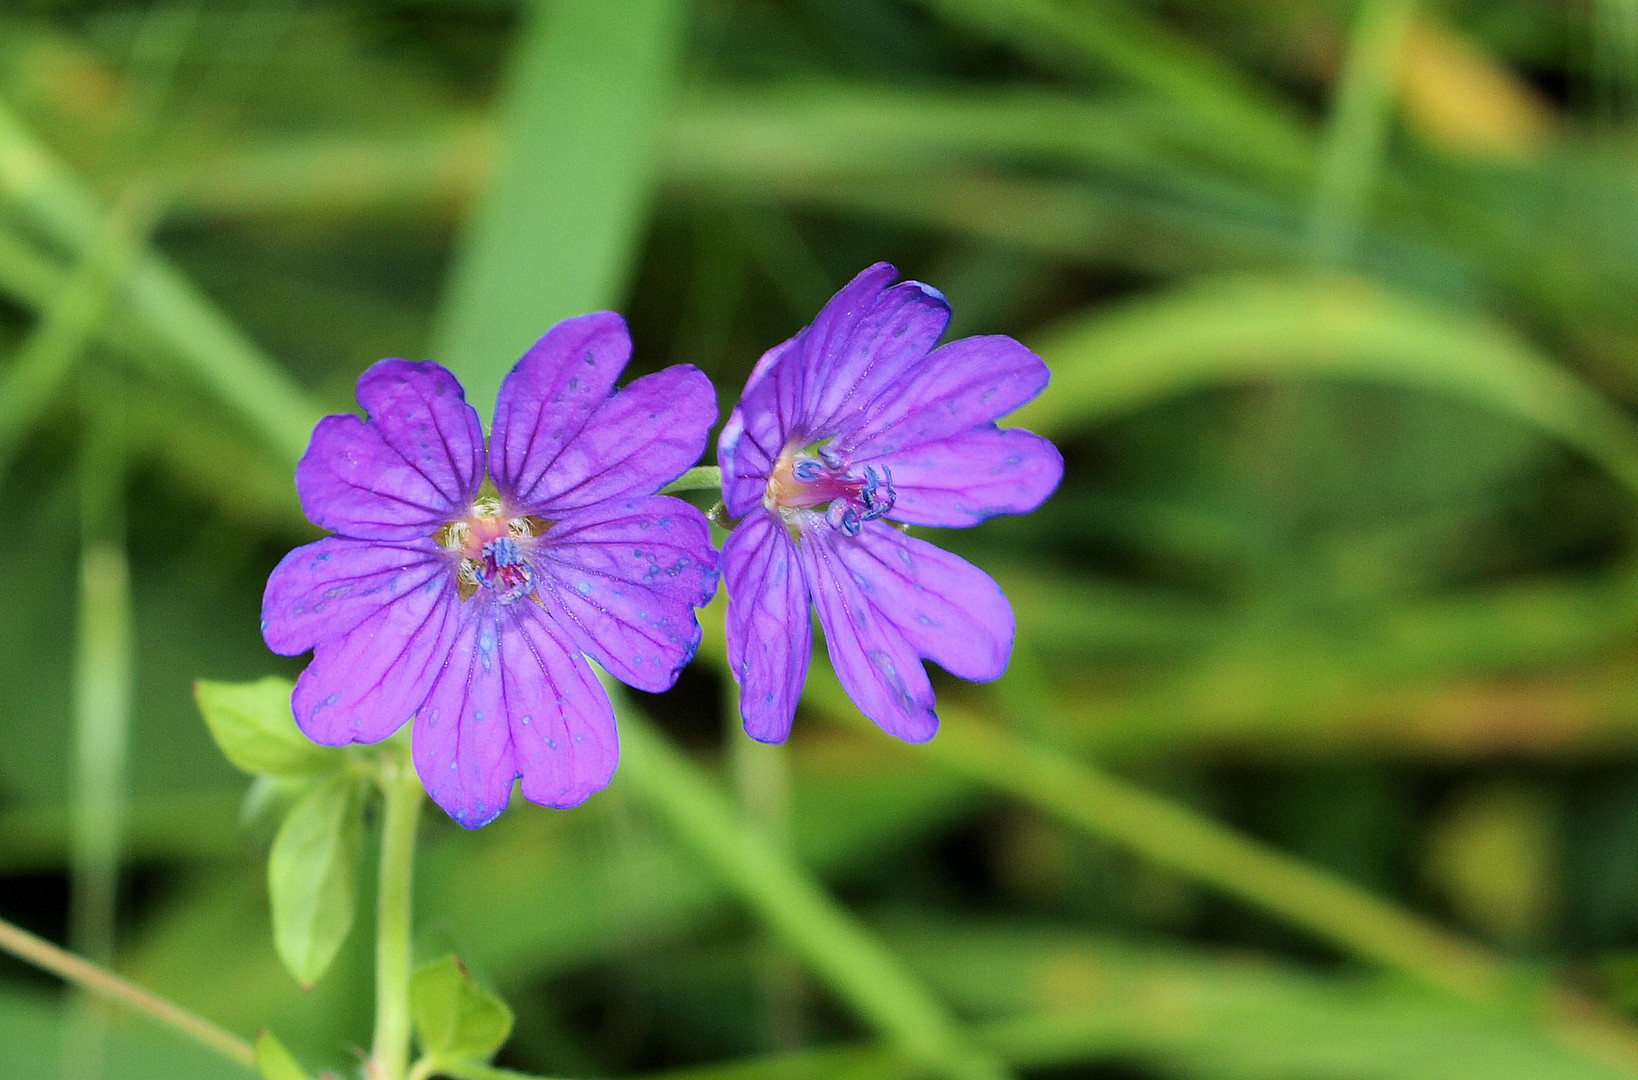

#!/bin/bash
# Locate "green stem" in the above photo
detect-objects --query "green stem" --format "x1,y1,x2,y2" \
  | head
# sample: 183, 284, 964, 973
372, 752, 426, 1080
0, 915, 254, 1069
659, 464, 722, 495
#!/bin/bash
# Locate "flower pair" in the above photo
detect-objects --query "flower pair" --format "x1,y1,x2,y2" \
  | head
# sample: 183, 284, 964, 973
263, 264, 1063, 827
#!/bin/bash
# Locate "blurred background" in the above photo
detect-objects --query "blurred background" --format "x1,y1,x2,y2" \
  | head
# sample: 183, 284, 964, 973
9, 0, 1638, 1077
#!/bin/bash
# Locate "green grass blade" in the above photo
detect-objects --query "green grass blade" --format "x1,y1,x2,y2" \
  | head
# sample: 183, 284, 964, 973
1309, 0, 1420, 264
618, 709, 1012, 1080
430, 0, 686, 415
914, 0, 1313, 177
0, 185, 157, 473
1020, 274, 1638, 499
0, 101, 319, 465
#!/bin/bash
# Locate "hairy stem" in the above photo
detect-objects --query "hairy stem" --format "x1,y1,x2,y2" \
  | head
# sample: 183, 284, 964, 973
371, 751, 426, 1080
0, 915, 253, 1068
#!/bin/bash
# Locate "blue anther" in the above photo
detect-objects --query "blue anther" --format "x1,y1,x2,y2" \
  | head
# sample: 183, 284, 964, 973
855, 464, 895, 521
817, 443, 846, 471
484, 536, 524, 566
860, 465, 879, 500
792, 459, 825, 483
826, 498, 862, 536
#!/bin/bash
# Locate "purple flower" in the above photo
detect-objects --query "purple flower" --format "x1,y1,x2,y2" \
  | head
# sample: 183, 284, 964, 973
262, 313, 720, 827
717, 263, 1063, 742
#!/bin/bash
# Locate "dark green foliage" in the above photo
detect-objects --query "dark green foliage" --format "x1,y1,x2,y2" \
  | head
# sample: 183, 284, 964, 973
6, 2, 1638, 1078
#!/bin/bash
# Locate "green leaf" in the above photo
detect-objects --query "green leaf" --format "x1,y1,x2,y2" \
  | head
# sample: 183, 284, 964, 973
410, 954, 515, 1063
253, 1030, 312, 1080
195, 677, 338, 778
269, 772, 365, 989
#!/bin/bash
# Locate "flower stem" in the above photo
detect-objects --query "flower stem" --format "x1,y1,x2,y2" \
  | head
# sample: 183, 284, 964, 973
658, 465, 721, 495
0, 915, 254, 1068
371, 751, 426, 1080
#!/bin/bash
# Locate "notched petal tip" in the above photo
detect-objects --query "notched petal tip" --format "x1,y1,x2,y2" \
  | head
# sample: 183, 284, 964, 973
891, 710, 940, 745
295, 358, 485, 541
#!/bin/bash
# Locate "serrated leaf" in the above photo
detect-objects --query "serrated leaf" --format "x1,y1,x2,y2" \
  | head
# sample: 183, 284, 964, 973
195, 677, 338, 777
269, 772, 365, 988
410, 955, 514, 1063
254, 1030, 313, 1080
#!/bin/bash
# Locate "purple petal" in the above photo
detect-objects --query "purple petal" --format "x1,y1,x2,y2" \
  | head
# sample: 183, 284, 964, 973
719, 337, 798, 517
722, 511, 811, 743
296, 360, 484, 541
510, 365, 718, 515
411, 604, 518, 828
531, 495, 719, 693
261, 537, 449, 656
797, 524, 938, 742
284, 550, 463, 747
718, 265, 949, 515
824, 525, 1014, 683
840, 335, 1049, 459
875, 428, 1063, 528
488, 312, 630, 508
497, 603, 619, 809
796, 267, 951, 440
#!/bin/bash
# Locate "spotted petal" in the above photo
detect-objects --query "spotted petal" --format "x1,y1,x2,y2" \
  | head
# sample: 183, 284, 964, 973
872, 428, 1063, 528
722, 511, 811, 743
514, 365, 717, 515
796, 265, 951, 440
411, 604, 518, 829
841, 335, 1049, 459
824, 523, 1014, 683
296, 360, 484, 541
497, 603, 619, 809
261, 537, 448, 655
281, 547, 463, 747
531, 495, 719, 693
488, 312, 631, 508
798, 524, 939, 742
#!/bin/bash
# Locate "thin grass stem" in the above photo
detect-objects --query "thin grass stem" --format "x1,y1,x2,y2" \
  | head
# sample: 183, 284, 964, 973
0, 915, 254, 1069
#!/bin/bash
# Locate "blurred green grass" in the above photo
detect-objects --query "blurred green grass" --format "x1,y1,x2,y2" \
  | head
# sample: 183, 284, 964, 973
11, 1, 1638, 1077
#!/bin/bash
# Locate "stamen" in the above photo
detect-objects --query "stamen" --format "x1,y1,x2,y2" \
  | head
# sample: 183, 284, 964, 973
792, 459, 825, 483
766, 444, 895, 537
435, 503, 546, 605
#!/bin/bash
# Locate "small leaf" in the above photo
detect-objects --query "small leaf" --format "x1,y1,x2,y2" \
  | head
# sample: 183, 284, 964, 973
410, 955, 514, 1062
196, 677, 338, 777
241, 774, 321, 842
255, 1030, 313, 1080
269, 772, 365, 988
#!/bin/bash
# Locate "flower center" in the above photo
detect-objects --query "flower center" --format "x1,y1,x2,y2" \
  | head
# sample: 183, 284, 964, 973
765, 443, 894, 537
436, 497, 548, 603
